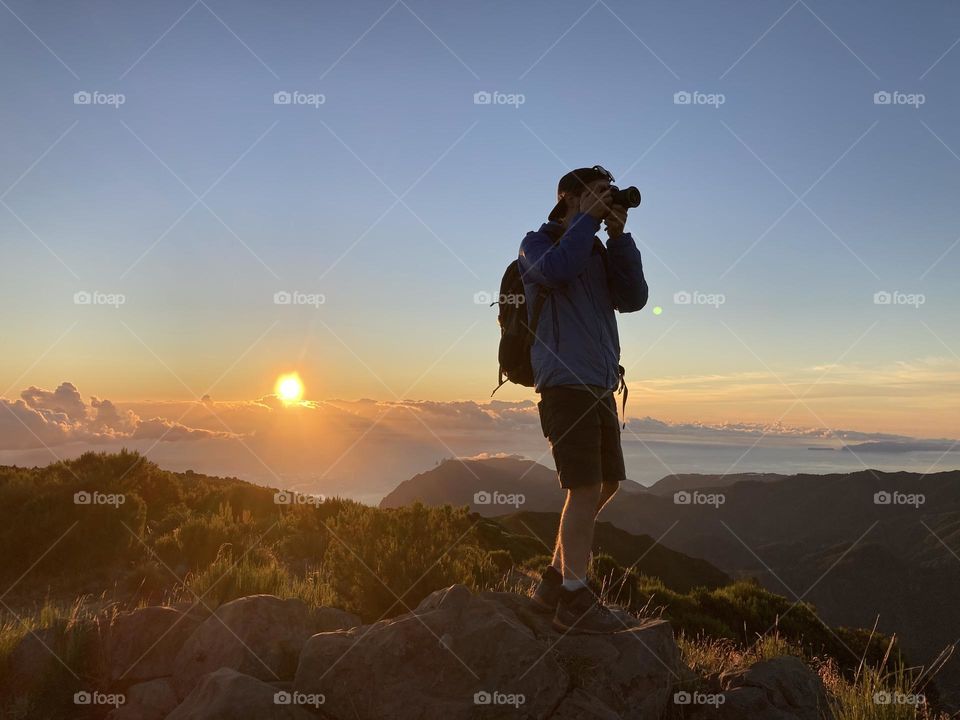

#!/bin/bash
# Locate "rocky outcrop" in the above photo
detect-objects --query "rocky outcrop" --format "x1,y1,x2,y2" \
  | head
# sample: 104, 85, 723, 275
4, 587, 840, 720
687, 655, 834, 720
106, 678, 178, 720
172, 594, 360, 698
294, 584, 680, 720
166, 668, 316, 720
108, 605, 205, 684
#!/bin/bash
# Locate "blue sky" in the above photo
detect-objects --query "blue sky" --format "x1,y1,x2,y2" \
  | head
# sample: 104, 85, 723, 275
1, 0, 959, 438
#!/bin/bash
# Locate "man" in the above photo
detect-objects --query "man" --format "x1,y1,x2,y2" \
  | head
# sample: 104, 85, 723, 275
518, 165, 648, 633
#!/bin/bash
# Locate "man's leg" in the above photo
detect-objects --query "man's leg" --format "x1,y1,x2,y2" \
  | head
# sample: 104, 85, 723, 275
552, 479, 625, 633
595, 480, 619, 516
557, 483, 602, 586
549, 479, 618, 572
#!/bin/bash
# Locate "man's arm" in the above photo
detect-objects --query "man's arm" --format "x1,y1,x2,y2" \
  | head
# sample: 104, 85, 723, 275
519, 213, 602, 288
605, 232, 649, 312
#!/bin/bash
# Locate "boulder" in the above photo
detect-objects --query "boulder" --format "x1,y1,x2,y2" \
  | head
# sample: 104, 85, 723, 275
172, 595, 358, 698
694, 655, 833, 720
105, 678, 178, 720
107, 605, 203, 683
552, 688, 622, 719
165, 668, 317, 720
3, 627, 60, 693
483, 589, 679, 720
294, 584, 679, 720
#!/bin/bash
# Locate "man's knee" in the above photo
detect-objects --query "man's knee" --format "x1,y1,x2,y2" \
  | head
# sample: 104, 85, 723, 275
599, 481, 619, 503
565, 482, 603, 509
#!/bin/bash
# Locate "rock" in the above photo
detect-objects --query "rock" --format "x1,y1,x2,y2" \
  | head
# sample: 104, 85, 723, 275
172, 595, 358, 698
3, 627, 60, 693
165, 668, 317, 720
552, 688, 622, 719
105, 678, 178, 720
482, 590, 679, 720
107, 605, 203, 683
313, 606, 362, 633
699, 655, 833, 720
294, 584, 679, 720
553, 618, 679, 719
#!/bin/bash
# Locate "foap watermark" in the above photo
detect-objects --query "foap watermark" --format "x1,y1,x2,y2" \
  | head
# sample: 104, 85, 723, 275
674, 90, 725, 108
74, 490, 125, 508
873, 490, 924, 508
273, 90, 326, 108
74, 90, 125, 108
474, 490, 525, 509
74, 691, 125, 708
673, 290, 725, 308
274, 290, 325, 307
473, 90, 525, 108
873, 91, 925, 108
274, 490, 325, 506
474, 290, 525, 306
274, 690, 325, 708
873, 290, 925, 308
673, 690, 726, 707
74, 290, 126, 308
874, 691, 926, 706
474, 691, 526, 708
674, 490, 725, 508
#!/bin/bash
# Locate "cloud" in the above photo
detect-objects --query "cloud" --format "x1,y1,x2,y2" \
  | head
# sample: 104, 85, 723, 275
2, 381, 957, 502
131, 417, 235, 442
0, 398, 74, 450
0, 382, 242, 451
21, 382, 87, 421
90, 397, 138, 435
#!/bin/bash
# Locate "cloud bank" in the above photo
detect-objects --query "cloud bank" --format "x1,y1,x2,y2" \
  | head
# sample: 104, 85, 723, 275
1, 382, 957, 502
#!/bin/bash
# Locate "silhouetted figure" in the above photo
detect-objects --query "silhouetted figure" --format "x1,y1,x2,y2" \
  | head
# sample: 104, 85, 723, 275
521, 165, 648, 633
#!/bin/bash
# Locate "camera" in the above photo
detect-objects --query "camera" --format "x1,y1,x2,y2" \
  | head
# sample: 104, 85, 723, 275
608, 185, 641, 208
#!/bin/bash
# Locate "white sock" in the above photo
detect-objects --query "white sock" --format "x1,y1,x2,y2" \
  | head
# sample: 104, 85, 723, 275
562, 578, 587, 591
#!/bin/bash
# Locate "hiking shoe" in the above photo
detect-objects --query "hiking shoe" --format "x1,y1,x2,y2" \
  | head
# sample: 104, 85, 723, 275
552, 586, 622, 634
530, 566, 563, 613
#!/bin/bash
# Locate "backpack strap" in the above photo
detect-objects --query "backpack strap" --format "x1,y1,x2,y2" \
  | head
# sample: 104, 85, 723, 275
616, 364, 628, 430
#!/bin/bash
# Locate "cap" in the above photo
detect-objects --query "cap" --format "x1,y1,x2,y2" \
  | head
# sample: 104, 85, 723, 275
548, 165, 615, 221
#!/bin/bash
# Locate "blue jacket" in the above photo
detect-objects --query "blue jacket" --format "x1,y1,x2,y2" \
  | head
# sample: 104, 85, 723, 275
518, 213, 648, 392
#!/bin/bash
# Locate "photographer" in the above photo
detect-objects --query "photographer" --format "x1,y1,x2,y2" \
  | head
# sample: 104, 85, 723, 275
518, 165, 648, 633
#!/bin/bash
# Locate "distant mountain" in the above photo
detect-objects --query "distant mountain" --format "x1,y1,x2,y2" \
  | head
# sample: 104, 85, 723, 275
383, 458, 960, 707
379, 455, 643, 516
645, 471, 789, 497
491, 511, 730, 592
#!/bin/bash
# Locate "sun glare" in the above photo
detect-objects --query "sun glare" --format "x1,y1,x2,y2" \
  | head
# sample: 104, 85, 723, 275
275, 373, 304, 403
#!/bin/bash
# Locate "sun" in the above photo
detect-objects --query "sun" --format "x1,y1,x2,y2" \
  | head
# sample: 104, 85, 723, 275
275, 373, 304, 403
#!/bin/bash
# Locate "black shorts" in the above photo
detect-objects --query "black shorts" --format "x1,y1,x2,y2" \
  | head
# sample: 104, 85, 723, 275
537, 385, 626, 489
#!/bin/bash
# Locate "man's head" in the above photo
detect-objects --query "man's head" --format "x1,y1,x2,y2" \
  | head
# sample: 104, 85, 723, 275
548, 165, 615, 224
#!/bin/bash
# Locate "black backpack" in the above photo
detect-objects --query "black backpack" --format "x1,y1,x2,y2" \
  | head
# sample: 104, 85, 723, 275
490, 224, 563, 395
490, 263, 550, 394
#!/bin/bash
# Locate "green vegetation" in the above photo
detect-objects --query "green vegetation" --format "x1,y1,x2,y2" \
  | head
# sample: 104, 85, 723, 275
0, 451, 952, 719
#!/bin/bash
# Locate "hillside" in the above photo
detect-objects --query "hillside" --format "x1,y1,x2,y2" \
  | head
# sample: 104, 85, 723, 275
645, 471, 789, 497
379, 455, 643, 515
0, 451, 949, 718
382, 457, 960, 708
492, 511, 730, 592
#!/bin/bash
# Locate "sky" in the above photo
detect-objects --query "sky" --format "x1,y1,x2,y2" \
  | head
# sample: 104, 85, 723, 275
1, 0, 959, 492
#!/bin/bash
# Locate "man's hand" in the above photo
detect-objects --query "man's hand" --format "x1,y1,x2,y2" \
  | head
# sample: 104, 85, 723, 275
578, 187, 612, 220
605, 204, 628, 239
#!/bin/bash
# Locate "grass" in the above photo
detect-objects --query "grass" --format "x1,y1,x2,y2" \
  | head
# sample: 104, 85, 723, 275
673, 627, 955, 720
